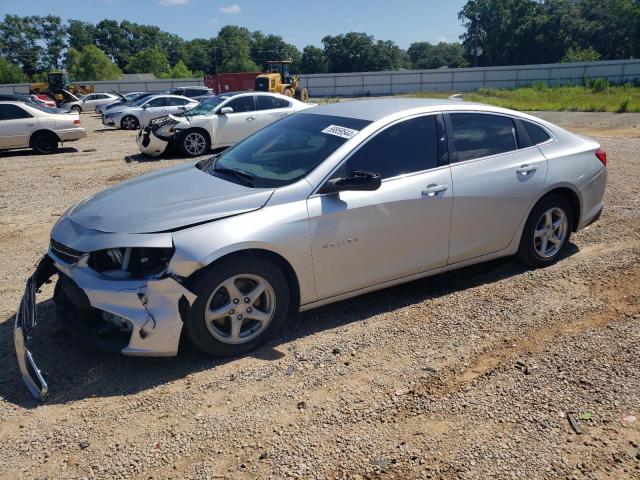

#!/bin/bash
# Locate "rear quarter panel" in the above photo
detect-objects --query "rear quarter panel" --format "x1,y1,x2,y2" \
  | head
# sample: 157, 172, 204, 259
538, 127, 607, 229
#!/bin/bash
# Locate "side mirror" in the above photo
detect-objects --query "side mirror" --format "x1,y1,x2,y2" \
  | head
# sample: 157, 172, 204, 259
219, 106, 234, 115
141, 105, 147, 109
322, 170, 382, 194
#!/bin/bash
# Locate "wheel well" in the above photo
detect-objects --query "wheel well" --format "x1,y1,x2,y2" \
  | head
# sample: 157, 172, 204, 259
541, 187, 581, 231
29, 129, 60, 146
187, 249, 301, 315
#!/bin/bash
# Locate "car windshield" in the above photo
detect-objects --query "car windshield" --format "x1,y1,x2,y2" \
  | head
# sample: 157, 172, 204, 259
184, 95, 230, 116
197, 113, 371, 188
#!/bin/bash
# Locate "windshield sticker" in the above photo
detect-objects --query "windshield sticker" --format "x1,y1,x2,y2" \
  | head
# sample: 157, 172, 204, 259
321, 124, 360, 139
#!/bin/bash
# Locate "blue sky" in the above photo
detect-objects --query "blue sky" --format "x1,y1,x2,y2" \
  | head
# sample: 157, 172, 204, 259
0, 0, 467, 49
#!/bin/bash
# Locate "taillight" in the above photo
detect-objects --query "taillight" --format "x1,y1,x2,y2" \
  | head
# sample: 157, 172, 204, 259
595, 148, 607, 167
73, 119, 80, 125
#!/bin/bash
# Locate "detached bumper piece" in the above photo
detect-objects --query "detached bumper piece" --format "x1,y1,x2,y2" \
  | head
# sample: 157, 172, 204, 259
14, 255, 56, 401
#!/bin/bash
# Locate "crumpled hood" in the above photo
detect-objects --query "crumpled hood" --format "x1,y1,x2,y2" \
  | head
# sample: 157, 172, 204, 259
66, 162, 274, 234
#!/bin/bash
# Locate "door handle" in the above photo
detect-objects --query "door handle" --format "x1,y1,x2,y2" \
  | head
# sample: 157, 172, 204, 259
247, 116, 256, 121
422, 184, 448, 196
280, 112, 289, 117
27, 123, 35, 127
516, 164, 537, 175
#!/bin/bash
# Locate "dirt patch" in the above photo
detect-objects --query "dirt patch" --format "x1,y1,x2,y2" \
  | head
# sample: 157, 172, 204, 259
0, 111, 639, 480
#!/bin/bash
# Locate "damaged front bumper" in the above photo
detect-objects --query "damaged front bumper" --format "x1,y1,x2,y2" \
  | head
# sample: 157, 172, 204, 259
136, 116, 181, 157
15, 245, 197, 400
14, 256, 57, 400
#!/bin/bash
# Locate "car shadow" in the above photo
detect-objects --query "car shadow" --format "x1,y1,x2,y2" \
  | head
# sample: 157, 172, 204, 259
0, 147, 78, 158
0, 244, 579, 408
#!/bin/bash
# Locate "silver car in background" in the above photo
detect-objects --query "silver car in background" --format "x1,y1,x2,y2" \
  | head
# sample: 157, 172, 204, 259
15, 99, 607, 399
102, 94, 199, 130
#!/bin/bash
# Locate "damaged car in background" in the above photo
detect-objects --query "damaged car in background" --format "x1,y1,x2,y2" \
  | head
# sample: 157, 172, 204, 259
137, 91, 315, 157
15, 99, 607, 400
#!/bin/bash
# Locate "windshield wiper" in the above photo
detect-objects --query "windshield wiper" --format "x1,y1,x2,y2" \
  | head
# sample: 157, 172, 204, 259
213, 165, 255, 186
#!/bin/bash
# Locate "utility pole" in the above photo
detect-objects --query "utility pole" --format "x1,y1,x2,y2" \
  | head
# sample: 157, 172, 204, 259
473, 14, 479, 68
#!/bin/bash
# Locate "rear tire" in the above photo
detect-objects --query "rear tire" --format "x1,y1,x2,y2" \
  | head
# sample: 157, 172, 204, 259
283, 88, 293, 97
71, 105, 82, 113
294, 87, 309, 102
186, 255, 291, 357
179, 129, 210, 157
120, 115, 139, 130
31, 131, 58, 155
517, 194, 573, 267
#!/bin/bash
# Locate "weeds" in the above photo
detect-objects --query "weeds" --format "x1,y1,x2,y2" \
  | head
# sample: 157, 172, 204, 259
408, 84, 639, 113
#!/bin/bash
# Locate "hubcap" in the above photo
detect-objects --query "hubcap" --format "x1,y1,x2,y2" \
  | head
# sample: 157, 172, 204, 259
534, 207, 568, 258
184, 132, 206, 155
205, 274, 276, 344
123, 117, 136, 129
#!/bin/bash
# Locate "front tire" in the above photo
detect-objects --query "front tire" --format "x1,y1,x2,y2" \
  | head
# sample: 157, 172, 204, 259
186, 255, 291, 357
517, 194, 573, 267
179, 129, 210, 157
120, 115, 139, 130
71, 105, 82, 113
294, 87, 309, 102
31, 131, 59, 154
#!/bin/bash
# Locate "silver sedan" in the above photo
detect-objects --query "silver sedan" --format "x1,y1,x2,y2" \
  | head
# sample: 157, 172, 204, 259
15, 99, 607, 399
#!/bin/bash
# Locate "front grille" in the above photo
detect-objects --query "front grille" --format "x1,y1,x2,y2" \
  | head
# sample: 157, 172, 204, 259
50, 239, 85, 265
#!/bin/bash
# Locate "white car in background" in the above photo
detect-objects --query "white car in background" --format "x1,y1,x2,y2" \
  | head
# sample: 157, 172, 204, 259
102, 94, 199, 130
0, 101, 86, 154
61, 92, 120, 113
137, 91, 315, 157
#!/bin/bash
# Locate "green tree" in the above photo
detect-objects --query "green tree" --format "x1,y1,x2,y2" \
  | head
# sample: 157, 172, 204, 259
159, 60, 194, 79
68, 45, 122, 81
562, 46, 601, 62
408, 42, 467, 69
322, 32, 407, 73
182, 38, 214, 74
251, 31, 300, 69
38, 15, 66, 69
299, 45, 328, 74
0, 57, 28, 83
93, 19, 131, 68
0, 15, 42, 77
126, 47, 170, 76
66, 20, 96, 51
216, 26, 259, 72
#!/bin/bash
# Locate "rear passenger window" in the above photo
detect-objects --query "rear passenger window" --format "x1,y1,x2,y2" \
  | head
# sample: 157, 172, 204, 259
449, 113, 518, 162
523, 121, 551, 145
256, 95, 290, 110
346, 115, 440, 179
0, 104, 32, 120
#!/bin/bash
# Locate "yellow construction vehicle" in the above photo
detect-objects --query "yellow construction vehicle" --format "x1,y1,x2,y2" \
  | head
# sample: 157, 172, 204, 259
31, 71, 94, 104
254, 60, 309, 102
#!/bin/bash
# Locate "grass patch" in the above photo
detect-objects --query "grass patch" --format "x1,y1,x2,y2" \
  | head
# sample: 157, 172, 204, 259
408, 84, 640, 113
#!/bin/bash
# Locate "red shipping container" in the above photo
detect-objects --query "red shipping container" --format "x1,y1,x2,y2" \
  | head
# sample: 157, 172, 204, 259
204, 72, 261, 94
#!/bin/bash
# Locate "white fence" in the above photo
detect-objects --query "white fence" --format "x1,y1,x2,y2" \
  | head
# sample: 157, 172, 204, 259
299, 59, 640, 97
2, 59, 640, 97
0, 78, 205, 95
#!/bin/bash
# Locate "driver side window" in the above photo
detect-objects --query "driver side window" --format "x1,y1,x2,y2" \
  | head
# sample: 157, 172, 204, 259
343, 115, 443, 180
227, 96, 255, 113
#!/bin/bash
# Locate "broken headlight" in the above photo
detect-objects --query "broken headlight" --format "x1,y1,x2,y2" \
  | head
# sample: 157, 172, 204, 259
88, 247, 174, 280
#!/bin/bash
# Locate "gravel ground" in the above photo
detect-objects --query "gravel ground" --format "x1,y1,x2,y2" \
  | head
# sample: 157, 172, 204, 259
0, 111, 639, 480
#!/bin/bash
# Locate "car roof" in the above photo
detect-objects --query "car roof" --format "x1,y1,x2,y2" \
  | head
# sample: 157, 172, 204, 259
304, 98, 484, 121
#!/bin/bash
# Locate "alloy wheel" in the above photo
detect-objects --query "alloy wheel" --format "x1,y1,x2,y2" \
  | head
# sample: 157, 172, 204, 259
205, 274, 276, 344
184, 132, 207, 156
534, 207, 568, 258
121, 116, 137, 129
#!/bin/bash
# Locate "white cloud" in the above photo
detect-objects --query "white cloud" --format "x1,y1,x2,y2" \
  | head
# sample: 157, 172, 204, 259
220, 4, 241, 14
159, 0, 190, 5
